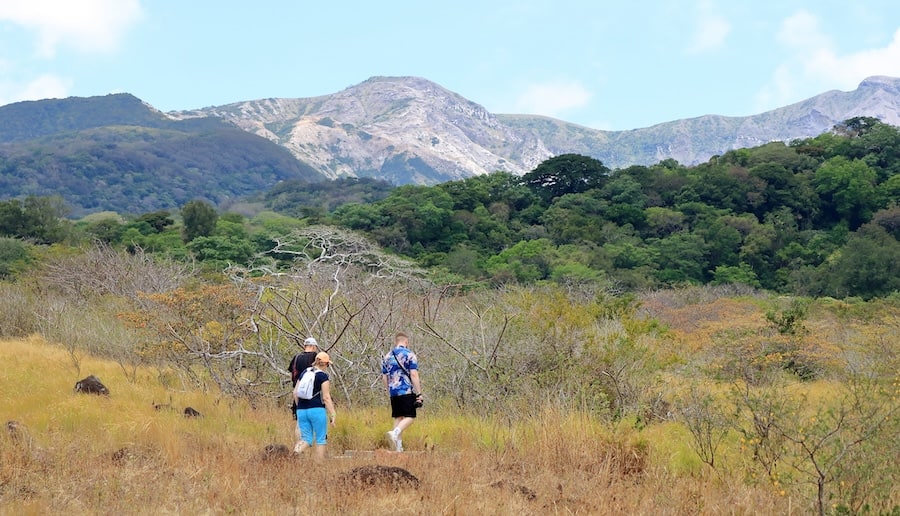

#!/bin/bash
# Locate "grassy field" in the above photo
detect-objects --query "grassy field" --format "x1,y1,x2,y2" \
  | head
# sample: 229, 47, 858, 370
0, 336, 805, 515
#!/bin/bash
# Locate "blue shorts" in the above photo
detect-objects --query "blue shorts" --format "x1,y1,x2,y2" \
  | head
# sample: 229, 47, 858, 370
296, 407, 328, 446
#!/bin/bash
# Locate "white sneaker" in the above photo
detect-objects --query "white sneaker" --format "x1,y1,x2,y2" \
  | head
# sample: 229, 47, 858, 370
386, 430, 400, 451
396, 439, 403, 452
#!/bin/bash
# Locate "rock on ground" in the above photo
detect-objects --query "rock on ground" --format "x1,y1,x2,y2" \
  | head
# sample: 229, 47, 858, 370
342, 465, 420, 490
74, 375, 109, 395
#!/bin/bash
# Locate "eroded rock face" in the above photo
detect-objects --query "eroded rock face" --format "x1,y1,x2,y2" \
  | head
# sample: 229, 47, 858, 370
173, 76, 545, 184
342, 465, 420, 490
74, 375, 109, 395
172, 75, 900, 184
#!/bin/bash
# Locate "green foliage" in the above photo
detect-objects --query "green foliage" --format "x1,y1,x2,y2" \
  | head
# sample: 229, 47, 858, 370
650, 232, 709, 283
485, 239, 556, 283
712, 263, 761, 288
814, 156, 881, 228
522, 153, 610, 203
550, 261, 605, 285
250, 211, 306, 234
187, 235, 256, 267
135, 210, 174, 233
0, 237, 32, 278
181, 200, 219, 243
0, 93, 171, 142
541, 191, 607, 243
0, 195, 71, 244
765, 298, 809, 336
0, 94, 322, 216
832, 116, 882, 138
813, 223, 900, 300
80, 216, 125, 244
4, 115, 900, 300
264, 177, 393, 219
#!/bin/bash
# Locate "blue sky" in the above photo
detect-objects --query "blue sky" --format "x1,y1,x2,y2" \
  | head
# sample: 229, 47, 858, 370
2, 1, 900, 130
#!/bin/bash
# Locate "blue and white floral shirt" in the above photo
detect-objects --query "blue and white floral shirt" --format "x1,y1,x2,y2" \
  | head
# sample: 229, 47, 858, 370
382, 346, 418, 397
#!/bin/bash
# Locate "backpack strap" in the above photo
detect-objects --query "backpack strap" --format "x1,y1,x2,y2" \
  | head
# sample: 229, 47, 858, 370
391, 349, 417, 393
288, 356, 297, 385
307, 367, 325, 399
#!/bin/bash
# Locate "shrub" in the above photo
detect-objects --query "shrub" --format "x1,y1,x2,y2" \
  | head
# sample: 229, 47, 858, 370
0, 237, 32, 278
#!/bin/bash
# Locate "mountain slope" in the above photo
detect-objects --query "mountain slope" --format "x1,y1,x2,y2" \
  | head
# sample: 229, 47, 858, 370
175, 76, 529, 183
176, 76, 900, 184
4, 77, 900, 214
0, 93, 173, 143
0, 94, 324, 215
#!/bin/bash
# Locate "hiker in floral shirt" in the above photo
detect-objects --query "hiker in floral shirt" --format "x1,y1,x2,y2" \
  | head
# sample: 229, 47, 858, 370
382, 332, 422, 452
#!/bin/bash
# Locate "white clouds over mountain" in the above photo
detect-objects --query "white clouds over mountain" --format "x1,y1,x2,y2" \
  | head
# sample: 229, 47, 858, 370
686, 0, 731, 54
512, 80, 592, 119
757, 10, 900, 110
0, 0, 142, 105
0, 0, 143, 57
0, 74, 70, 104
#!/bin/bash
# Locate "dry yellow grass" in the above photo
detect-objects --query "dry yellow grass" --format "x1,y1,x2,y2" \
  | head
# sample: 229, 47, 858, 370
2, 336, 796, 514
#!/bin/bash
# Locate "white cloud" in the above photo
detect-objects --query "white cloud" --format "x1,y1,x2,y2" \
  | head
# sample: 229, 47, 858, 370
513, 80, 592, 118
686, 1, 731, 54
757, 11, 900, 110
0, 0, 143, 57
775, 9, 828, 50
0, 74, 71, 106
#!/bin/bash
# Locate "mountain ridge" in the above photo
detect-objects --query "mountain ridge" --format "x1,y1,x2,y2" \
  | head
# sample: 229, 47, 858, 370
0, 94, 322, 215
172, 75, 900, 184
174, 76, 528, 183
3, 75, 900, 215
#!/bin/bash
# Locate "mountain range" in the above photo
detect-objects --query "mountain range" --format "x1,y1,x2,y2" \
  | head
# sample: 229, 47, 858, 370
174, 75, 900, 183
2, 75, 900, 214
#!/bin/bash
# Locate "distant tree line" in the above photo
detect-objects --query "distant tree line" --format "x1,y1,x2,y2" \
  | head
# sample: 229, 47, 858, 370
0, 117, 897, 298
324, 117, 899, 298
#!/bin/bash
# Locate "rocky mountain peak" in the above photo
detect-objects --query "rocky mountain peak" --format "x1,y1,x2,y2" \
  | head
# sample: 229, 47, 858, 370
858, 75, 900, 92
173, 76, 530, 183
173, 75, 900, 185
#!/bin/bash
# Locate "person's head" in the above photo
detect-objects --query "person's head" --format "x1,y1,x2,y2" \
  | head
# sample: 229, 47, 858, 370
394, 332, 409, 348
314, 351, 332, 368
303, 337, 319, 351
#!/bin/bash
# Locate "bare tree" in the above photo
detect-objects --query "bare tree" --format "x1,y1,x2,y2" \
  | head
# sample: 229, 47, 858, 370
676, 386, 729, 474
40, 241, 194, 306
31, 242, 195, 380
200, 227, 431, 404
731, 374, 899, 516
415, 286, 520, 410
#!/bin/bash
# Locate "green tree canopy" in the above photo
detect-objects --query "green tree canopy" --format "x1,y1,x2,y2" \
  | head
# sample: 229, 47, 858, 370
0, 196, 71, 244
814, 156, 880, 229
181, 200, 219, 243
135, 210, 174, 233
522, 154, 610, 203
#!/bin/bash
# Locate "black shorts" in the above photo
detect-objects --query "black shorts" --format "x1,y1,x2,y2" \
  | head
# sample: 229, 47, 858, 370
390, 393, 418, 419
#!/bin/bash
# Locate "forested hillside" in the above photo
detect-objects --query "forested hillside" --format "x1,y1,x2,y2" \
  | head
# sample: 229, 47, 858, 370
0, 93, 172, 142
319, 117, 899, 298
0, 94, 323, 215
0, 117, 898, 299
